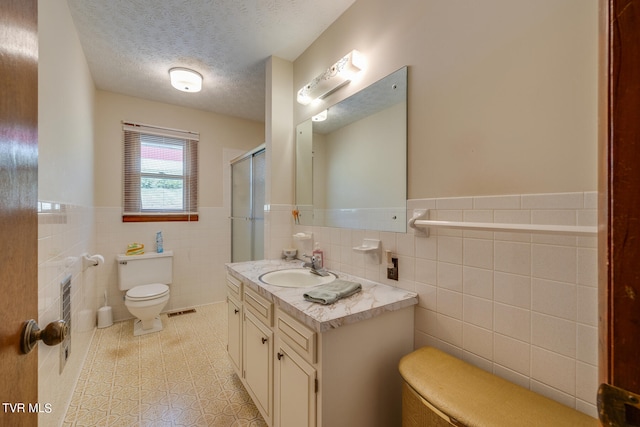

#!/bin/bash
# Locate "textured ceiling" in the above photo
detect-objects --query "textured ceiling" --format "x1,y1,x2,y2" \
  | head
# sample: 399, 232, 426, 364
66, 0, 356, 122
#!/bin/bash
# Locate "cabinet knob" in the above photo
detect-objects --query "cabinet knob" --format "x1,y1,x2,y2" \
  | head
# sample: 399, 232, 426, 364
277, 352, 284, 360
234, 308, 239, 314
261, 337, 268, 344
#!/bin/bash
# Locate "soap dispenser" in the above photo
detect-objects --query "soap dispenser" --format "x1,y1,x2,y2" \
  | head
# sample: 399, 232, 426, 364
312, 243, 324, 269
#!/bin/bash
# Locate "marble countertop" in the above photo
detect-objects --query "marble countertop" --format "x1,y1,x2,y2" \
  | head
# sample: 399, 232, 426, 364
225, 259, 418, 333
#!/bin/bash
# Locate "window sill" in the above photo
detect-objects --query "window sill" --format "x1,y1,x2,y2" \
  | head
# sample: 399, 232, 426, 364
122, 214, 199, 223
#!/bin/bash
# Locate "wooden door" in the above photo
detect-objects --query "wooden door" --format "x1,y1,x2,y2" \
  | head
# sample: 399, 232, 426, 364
599, 0, 640, 424
0, 1, 39, 426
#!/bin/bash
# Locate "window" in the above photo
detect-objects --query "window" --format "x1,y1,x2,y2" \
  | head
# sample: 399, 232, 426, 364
123, 122, 198, 222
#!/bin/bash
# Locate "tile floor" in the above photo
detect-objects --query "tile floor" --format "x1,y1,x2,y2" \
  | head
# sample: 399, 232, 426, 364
63, 302, 267, 426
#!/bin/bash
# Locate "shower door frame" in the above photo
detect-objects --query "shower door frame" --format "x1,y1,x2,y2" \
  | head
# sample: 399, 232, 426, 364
230, 145, 266, 263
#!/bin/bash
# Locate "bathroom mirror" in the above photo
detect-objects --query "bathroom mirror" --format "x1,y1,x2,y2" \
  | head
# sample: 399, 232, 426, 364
295, 66, 407, 232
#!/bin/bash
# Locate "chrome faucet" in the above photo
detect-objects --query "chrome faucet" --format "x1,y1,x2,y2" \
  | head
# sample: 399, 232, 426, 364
301, 254, 330, 276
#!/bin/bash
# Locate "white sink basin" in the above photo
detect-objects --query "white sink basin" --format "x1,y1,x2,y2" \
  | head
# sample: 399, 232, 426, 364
259, 268, 336, 288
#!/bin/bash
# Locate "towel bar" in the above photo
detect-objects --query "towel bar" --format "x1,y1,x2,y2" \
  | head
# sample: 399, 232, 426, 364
409, 209, 597, 236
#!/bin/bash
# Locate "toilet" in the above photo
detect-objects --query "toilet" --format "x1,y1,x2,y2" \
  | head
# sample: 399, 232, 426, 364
116, 250, 173, 336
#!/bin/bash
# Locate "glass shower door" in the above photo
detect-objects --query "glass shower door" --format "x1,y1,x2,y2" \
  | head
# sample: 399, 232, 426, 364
231, 148, 265, 262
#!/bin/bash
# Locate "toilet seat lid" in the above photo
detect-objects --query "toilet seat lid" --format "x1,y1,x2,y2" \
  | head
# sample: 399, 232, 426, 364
126, 283, 169, 300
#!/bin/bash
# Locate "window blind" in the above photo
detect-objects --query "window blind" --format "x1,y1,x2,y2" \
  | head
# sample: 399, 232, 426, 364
123, 122, 198, 221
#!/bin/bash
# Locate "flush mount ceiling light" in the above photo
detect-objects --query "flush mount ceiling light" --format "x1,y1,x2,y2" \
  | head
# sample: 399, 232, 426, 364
169, 67, 203, 93
297, 50, 365, 105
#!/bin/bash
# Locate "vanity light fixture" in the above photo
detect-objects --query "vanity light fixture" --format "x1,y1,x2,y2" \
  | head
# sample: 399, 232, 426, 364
312, 110, 328, 122
296, 50, 365, 105
169, 67, 203, 93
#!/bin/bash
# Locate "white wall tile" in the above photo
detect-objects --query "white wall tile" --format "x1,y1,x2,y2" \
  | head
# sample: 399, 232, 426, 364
495, 241, 531, 275
437, 236, 463, 264
437, 262, 463, 292
531, 346, 576, 395
415, 282, 437, 311
462, 266, 493, 299
437, 288, 462, 320
531, 278, 577, 321
531, 313, 576, 358
576, 361, 598, 405
436, 197, 473, 210
291, 191, 598, 416
576, 324, 598, 366
493, 364, 530, 389
473, 194, 521, 210
577, 285, 598, 327
415, 235, 437, 260
530, 380, 575, 408
531, 244, 577, 283
463, 294, 493, 330
494, 272, 530, 309
463, 238, 493, 269
577, 247, 597, 287
494, 303, 530, 342
435, 313, 463, 347
415, 259, 437, 286
462, 350, 493, 372
493, 333, 530, 376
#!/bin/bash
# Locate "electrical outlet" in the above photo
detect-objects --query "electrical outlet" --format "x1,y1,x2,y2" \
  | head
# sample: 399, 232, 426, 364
387, 257, 399, 281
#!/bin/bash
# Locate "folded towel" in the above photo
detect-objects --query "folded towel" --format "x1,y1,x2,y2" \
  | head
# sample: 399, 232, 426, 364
126, 243, 145, 256
303, 280, 362, 305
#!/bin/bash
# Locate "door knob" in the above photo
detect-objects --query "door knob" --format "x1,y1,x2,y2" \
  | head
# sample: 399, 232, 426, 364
598, 383, 640, 426
21, 319, 68, 354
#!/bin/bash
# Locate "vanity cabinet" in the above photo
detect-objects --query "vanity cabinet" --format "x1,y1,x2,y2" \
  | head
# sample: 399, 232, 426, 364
226, 274, 243, 374
244, 310, 273, 424
275, 339, 317, 427
274, 308, 318, 427
227, 295, 242, 372
225, 270, 415, 427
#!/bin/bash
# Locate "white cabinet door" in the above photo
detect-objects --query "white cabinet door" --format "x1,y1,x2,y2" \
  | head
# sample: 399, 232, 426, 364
244, 310, 273, 424
275, 340, 317, 427
227, 295, 242, 375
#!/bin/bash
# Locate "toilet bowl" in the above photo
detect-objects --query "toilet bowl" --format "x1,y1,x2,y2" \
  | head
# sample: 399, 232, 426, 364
116, 251, 173, 336
125, 283, 170, 335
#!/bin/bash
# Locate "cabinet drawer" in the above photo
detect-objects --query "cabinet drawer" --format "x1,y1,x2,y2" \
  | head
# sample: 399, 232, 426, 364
226, 273, 243, 301
244, 286, 273, 326
276, 309, 316, 364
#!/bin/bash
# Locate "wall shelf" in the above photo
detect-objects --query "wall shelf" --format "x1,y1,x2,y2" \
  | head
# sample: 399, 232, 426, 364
408, 209, 597, 237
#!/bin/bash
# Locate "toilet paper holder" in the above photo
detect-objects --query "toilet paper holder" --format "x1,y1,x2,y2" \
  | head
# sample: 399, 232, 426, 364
82, 253, 104, 271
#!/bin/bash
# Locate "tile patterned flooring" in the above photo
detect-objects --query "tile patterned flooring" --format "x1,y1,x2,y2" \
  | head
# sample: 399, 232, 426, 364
63, 302, 267, 426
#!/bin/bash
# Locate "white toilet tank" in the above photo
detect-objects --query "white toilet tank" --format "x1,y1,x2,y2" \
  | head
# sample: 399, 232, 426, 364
116, 250, 173, 291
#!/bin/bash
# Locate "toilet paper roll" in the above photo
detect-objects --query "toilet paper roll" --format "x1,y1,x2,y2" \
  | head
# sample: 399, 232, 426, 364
89, 254, 104, 266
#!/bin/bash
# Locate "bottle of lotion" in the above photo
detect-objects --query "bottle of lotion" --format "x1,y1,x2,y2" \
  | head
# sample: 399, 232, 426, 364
312, 242, 324, 269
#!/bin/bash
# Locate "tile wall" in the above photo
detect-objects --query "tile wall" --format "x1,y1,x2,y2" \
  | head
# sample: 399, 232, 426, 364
37, 202, 96, 426
289, 191, 598, 417
92, 148, 241, 323
93, 207, 231, 322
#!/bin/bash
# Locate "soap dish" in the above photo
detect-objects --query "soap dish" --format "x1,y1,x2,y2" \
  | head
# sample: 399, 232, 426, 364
353, 239, 381, 253
353, 239, 381, 264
